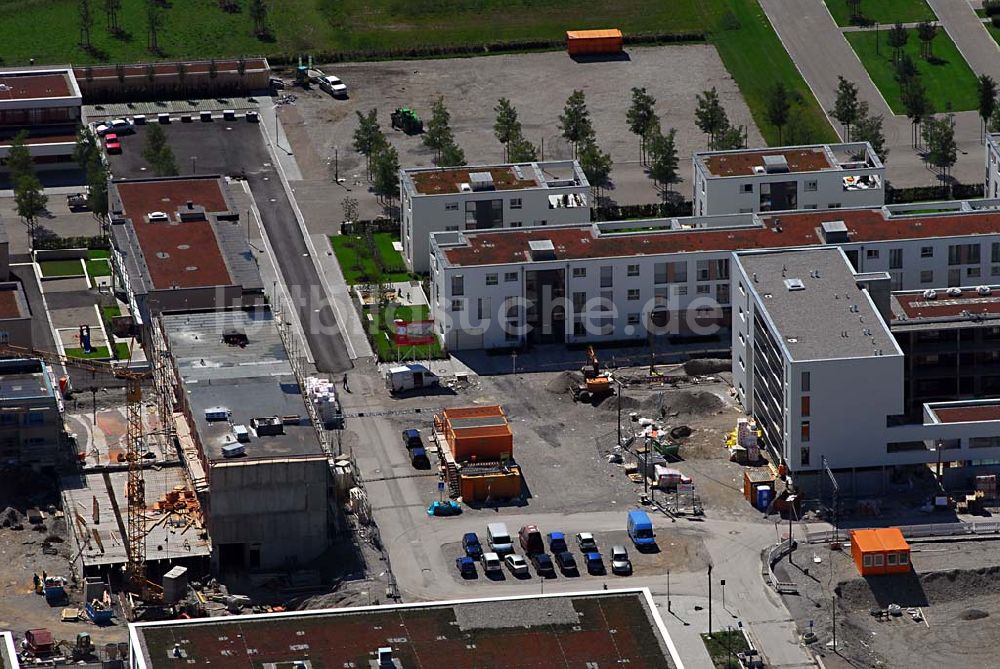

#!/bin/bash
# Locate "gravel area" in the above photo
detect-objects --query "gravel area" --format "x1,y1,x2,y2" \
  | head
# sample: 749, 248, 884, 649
454, 597, 580, 630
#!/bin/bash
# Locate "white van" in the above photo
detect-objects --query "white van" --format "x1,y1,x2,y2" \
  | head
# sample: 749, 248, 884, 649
487, 522, 513, 554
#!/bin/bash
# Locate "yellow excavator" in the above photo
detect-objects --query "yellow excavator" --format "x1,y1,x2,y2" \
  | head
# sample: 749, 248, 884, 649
572, 346, 613, 402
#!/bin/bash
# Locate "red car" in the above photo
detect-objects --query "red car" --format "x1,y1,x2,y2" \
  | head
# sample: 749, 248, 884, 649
104, 133, 121, 154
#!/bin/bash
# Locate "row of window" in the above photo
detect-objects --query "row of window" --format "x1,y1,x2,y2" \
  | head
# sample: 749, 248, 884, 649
741, 180, 820, 194
866, 243, 1000, 266
444, 198, 523, 211
863, 552, 908, 568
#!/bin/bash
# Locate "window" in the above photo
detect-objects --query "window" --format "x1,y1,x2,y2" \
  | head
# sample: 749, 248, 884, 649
741, 183, 753, 194
654, 263, 667, 284
676, 286, 688, 296
505, 272, 518, 282
887, 553, 898, 566
486, 273, 498, 286
696, 260, 711, 281
949, 243, 980, 265
898, 552, 909, 565
573, 321, 586, 336
800, 446, 810, 466
627, 289, 640, 301
477, 298, 487, 319
920, 270, 934, 284
968, 267, 981, 278
533, 219, 548, 226
510, 198, 522, 209
948, 268, 961, 286
26, 412, 43, 425
445, 201, 459, 211
993, 242, 1000, 263
627, 264, 640, 277
801, 396, 810, 417
866, 249, 879, 260
801, 371, 810, 391
627, 313, 640, 325
827, 202, 842, 208
600, 265, 613, 288
696, 285, 711, 294
804, 180, 817, 191
889, 248, 902, 269
801, 421, 810, 442
509, 221, 523, 228
803, 204, 818, 210
863, 554, 872, 568
921, 246, 934, 258
873, 554, 884, 567
573, 267, 587, 278
572, 292, 587, 311
451, 299, 464, 312
451, 275, 464, 296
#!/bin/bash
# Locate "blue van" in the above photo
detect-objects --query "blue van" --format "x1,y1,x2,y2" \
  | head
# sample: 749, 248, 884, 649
627, 510, 656, 548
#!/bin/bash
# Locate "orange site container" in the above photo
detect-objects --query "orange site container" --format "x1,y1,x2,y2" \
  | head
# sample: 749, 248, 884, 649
850, 528, 911, 576
438, 406, 513, 462
566, 29, 624, 56
459, 465, 522, 502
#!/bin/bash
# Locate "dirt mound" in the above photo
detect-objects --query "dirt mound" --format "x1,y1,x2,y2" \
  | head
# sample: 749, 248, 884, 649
683, 358, 731, 376
960, 608, 990, 620
837, 566, 1000, 610
596, 394, 642, 411
652, 390, 725, 416
0, 507, 23, 530
546, 371, 583, 394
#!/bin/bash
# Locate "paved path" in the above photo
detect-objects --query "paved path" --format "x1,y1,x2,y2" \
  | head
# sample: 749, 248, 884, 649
926, 0, 1000, 81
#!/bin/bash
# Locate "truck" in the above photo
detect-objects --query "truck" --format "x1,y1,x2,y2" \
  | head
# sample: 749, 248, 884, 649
627, 510, 656, 549
385, 364, 439, 394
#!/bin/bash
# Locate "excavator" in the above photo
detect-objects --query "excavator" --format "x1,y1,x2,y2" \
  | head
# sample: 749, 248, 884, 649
572, 346, 613, 402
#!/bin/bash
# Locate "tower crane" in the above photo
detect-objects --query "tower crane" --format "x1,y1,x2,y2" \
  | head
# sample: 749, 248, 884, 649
0, 344, 154, 594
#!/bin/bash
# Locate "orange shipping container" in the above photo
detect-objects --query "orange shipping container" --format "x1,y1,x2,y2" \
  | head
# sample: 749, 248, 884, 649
850, 528, 911, 576
459, 466, 522, 502
566, 29, 624, 56
440, 406, 513, 461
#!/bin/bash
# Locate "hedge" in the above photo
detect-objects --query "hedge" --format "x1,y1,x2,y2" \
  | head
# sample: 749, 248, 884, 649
594, 200, 693, 221
34, 236, 110, 251
886, 182, 984, 204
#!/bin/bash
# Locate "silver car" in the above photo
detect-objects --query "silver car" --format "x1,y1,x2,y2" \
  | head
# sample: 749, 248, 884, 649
504, 553, 530, 577
611, 545, 632, 575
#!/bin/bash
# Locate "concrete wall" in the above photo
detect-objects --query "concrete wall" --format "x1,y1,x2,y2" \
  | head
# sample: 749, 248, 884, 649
207, 456, 330, 569
987, 134, 1000, 200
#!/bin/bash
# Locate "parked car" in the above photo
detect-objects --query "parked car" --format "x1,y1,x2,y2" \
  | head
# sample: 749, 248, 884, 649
504, 554, 529, 577
548, 532, 568, 554
104, 133, 121, 154
246, 110, 260, 123
455, 556, 477, 577
402, 428, 424, 450
610, 545, 632, 575
584, 551, 605, 575
518, 525, 544, 554
319, 74, 348, 97
66, 193, 88, 211
410, 447, 430, 468
481, 552, 502, 575
576, 532, 598, 553
554, 551, 578, 574
462, 532, 483, 559
427, 500, 461, 517
95, 118, 134, 136
530, 552, 555, 576
487, 522, 514, 555
403, 428, 429, 468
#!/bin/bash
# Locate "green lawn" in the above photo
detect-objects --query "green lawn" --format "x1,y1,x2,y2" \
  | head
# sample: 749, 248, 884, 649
824, 0, 935, 27
113, 342, 133, 359
86, 259, 111, 280
845, 29, 980, 113
38, 259, 84, 278
102, 305, 122, 322
65, 346, 112, 360
367, 303, 444, 361
330, 233, 411, 285
701, 631, 750, 669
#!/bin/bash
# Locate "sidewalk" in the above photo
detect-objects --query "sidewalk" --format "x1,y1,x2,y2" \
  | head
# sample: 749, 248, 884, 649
312, 233, 374, 360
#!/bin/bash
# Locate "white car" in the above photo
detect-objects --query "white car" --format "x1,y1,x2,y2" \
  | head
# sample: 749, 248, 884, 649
319, 75, 348, 98
504, 553, 530, 577
147, 211, 169, 222
95, 118, 134, 136
481, 552, 502, 574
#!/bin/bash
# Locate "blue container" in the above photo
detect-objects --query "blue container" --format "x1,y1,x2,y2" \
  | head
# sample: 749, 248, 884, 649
756, 485, 773, 511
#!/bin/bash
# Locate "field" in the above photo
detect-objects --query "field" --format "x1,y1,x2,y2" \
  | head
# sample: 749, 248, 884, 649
845, 29, 980, 113
329, 233, 409, 285
823, 0, 936, 27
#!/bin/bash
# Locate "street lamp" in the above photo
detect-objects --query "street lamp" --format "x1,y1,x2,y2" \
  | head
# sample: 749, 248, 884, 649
875, 21, 879, 56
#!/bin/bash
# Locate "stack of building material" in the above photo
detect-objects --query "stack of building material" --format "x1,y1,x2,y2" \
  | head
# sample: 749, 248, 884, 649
305, 376, 341, 428
737, 418, 760, 463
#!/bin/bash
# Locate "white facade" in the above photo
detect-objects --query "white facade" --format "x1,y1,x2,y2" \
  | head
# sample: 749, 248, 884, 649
400, 161, 590, 273
430, 200, 1000, 351
987, 133, 1000, 200
693, 142, 884, 216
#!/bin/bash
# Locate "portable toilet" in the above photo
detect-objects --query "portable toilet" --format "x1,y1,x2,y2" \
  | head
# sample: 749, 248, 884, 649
755, 484, 773, 511
850, 528, 911, 576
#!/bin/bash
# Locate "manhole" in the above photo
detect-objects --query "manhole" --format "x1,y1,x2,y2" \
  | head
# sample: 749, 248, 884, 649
156, 251, 170, 259
185, 266, 198, 272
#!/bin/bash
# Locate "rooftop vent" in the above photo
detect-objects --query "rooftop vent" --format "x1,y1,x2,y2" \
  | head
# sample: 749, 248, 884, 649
923, 289, 937, 300
458, 183, 472, 193
978, 285, 992, 295
762, 155, 789, 174
784, 278, 805, 291
251, 415, 284, 436
222, 327, 248, 347
468, 172, 495, 192
947, 287, 962, 297
820, 220, 848, 244
528, 239, 556, 261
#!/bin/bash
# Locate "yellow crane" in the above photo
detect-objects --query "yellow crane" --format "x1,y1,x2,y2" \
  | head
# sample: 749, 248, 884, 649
0, 344, 153, 594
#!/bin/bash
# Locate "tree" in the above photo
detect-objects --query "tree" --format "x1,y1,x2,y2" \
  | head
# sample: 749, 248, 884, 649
507, 131, 538, 162
105, 0, 121, 34
694, 88, 727, 148
853, 102, 888, 162
846, 0, 863, 22
577, 138, 612, 202
250, 0, 269, 37
922, 115, 957, 182
73, 127, 99, 169
766, 81, 791, 144
146, 1, 163, 53
626, 87, 658, 164
894, 54, 917, 96
887, 22, 908, 64
86, 156, 109, 224
916, 21, 937, 60
902, 78, 931, 147
372, 145, 400, 204
436, 140, 466, 168
493, 98, 520, 162
352, 108, 384, 179
15, 175, 47, 250
977, 75, 997, 142
647, 128, 679, 203
142, 124, 177, 176
831, 76, 860, 141
79, 0, 93, 50
558, 90, 594, 158
6, 131, 34, 183
712, 122, 745, 150
423, 96, 456, 162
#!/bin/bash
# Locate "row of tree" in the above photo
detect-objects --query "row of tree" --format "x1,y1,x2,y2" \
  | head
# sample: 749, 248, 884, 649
352, 109, 401, 203
7, 134, 48, 249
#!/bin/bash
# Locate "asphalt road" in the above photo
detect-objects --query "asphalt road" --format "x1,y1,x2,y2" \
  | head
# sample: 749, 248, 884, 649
105, 120, 352, 372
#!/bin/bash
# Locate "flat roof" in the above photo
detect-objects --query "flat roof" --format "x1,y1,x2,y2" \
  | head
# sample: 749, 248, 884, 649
439, 204, 1000, 267
736, 248, 898, 361
702, 147, 832, 177
0, 359, 53, 400
409, 166, 539, 195
130, 590, 679, 669
77, 58, 269, 80
0, 133, 78, 147
851, 527, 909, 552
162, 310, 324, 462
928, 402, 1000, 424
567, 28, 623, 39
112, 177, 237, 291
891, 286, 1000, 325
0, 70, 73, 101
0, 282, 29, 319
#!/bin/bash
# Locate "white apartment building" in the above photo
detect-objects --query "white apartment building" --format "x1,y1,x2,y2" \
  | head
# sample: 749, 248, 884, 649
987, 133, 1000, 200
732, 246, 1000, 496
428, 199, 1000, 351
400, 160, 590, 273
692, 142, 884, 216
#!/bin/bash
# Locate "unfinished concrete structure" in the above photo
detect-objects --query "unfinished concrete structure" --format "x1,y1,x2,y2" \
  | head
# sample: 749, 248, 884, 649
0, 358, 63, 468
161, 309, 330, 571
